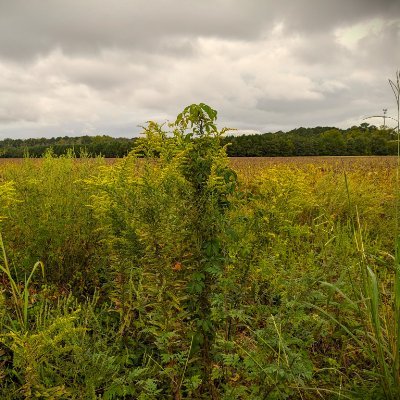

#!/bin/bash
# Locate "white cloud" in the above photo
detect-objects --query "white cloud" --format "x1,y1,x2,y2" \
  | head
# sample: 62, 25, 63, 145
335, 18, 385, 50
0, 0, 399, 138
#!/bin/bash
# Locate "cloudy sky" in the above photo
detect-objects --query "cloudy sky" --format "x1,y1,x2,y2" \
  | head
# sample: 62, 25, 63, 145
0, 0, 399, 139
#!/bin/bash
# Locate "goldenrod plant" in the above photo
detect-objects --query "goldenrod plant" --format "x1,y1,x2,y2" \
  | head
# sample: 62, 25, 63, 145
1, 101, 400, 398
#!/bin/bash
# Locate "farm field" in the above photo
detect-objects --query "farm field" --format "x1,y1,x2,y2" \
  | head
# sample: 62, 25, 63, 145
1, 129, 400, 398
229, 155, 398, 167
230, 156, 397, 176
1, 154, 398, 170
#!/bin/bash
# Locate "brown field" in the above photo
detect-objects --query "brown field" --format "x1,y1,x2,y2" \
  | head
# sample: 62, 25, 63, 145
229, 155, 397, 168
228, 155, 397, 175
1, 155, 398, 175
0, 155, 397, 164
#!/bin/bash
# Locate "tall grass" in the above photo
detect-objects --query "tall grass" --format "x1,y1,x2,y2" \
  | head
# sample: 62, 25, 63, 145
0, 150, 106, 293
1, 101, 400, 397
0, 233, 44, 331
333, 71, 400, 398
389, 70, 400, 391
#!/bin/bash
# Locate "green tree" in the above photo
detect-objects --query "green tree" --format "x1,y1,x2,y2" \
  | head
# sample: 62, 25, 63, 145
320, 129, 346, 155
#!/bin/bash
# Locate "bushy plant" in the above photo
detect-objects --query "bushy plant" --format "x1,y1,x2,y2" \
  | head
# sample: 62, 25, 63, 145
0, 150, 106, 293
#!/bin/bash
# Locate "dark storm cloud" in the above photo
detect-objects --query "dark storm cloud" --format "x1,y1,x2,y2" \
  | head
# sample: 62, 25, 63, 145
0, 0, 399, 138
0, 0, 265, 61
276, 0, 400, 33
1, 0, 398, 61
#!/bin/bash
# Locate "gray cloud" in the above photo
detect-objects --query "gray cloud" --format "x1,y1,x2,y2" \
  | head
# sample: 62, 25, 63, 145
0, 0, 399, 139
2, 0, 398, 61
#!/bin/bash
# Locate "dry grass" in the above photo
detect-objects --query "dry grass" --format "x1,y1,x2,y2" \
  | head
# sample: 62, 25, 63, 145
1, 155, 397, 167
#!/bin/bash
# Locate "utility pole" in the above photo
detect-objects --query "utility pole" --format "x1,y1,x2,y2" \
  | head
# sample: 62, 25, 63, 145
383, 108, 387, 128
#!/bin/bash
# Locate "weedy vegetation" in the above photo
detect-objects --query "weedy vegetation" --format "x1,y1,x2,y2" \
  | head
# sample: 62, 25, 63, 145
1, 72, 400, 399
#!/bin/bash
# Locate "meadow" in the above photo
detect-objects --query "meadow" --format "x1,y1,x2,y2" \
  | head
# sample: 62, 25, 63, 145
0, 104, 399, 399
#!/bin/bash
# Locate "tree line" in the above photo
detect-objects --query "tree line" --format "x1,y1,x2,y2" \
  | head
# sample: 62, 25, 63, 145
0, 123, 397, 158
223, 123, 397, 156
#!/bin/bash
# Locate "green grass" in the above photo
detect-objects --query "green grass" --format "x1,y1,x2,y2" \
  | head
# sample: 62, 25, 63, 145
1, 100, 400, 398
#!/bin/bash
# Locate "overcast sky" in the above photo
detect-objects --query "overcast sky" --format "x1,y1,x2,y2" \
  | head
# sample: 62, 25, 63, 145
0, 0, 399, 139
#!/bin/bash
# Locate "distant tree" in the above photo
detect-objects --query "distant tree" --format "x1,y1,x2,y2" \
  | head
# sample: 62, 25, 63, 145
320, 129, 346, 155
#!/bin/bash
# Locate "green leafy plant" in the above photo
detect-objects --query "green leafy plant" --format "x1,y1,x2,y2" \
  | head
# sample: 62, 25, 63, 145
0, 233, 44, 331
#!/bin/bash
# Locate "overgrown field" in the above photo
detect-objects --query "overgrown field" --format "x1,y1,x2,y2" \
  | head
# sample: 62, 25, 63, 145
1, 105, 400, 399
